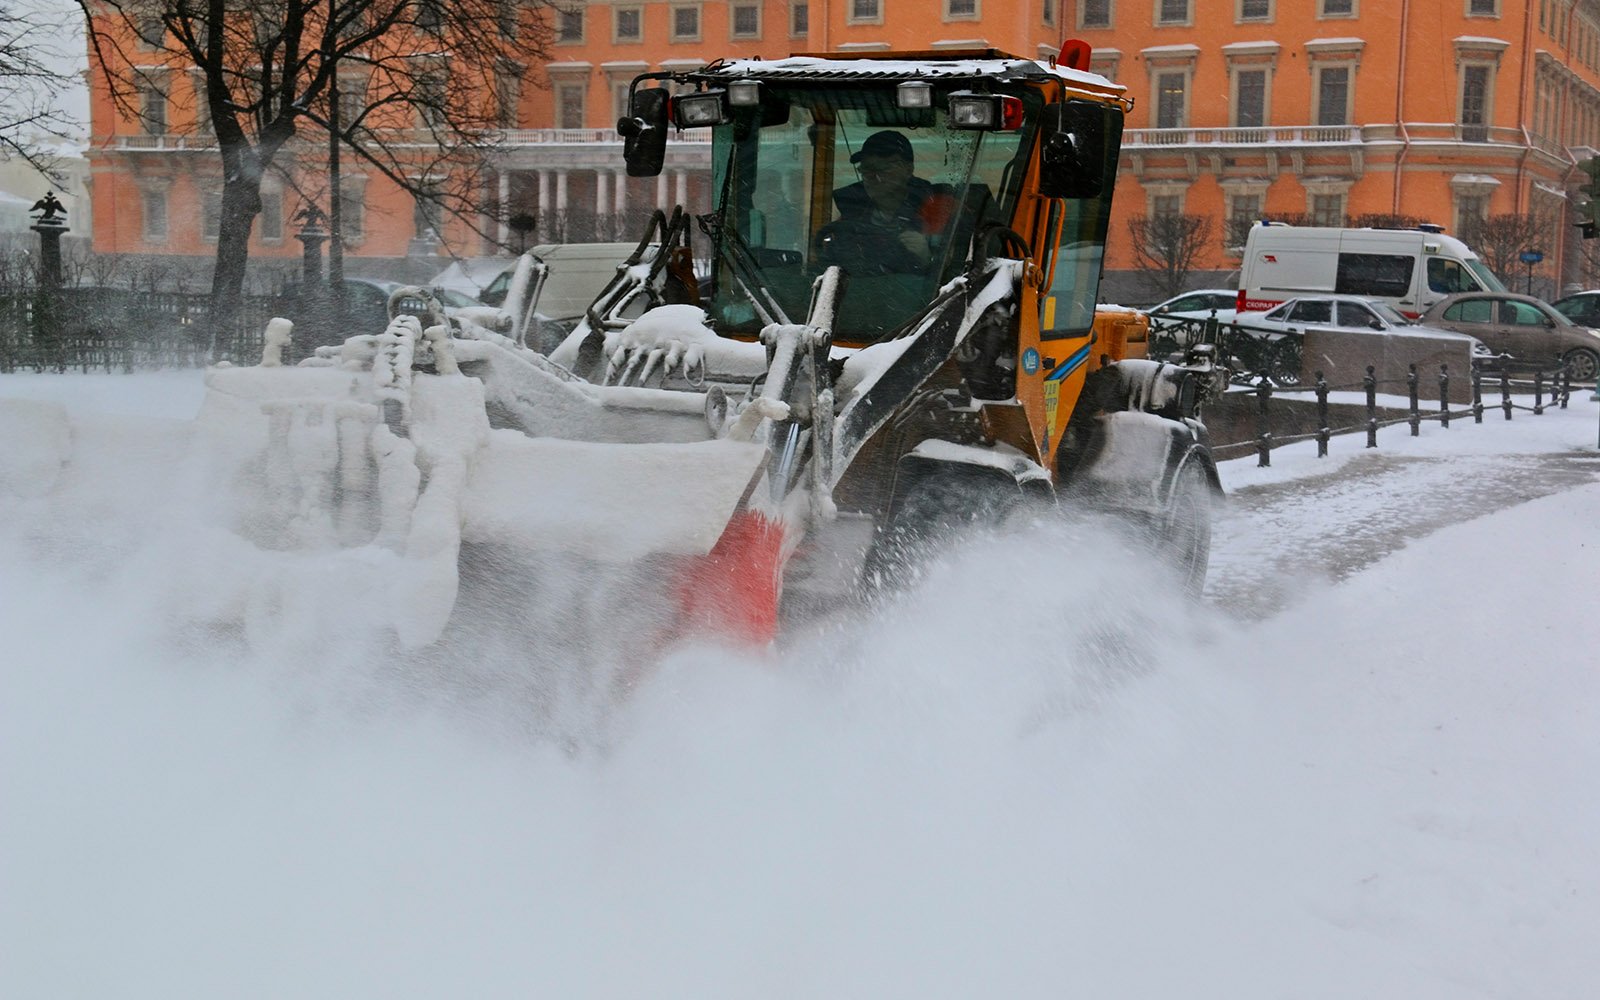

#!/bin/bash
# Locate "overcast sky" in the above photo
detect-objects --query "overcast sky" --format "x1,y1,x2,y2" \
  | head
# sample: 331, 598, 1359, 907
19, 0, 89, 140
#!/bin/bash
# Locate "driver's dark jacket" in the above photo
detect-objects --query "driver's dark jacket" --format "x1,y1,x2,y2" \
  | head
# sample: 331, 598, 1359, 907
832, 177, 951, 232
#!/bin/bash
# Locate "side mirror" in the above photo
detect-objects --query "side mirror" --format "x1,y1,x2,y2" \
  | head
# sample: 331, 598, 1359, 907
1039, 99, 1121, 200
618, 87, 669, 178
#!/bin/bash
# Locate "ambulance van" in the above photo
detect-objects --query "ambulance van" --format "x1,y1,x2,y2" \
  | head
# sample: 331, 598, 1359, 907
1238, 223, 1506, 318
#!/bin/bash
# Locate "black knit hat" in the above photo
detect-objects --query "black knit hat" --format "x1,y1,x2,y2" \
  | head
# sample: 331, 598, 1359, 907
850, 131, 913, 164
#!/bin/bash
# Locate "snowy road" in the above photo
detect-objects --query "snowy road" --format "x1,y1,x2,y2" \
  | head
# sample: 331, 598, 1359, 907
3, 372, 1598, 999
1210, 447, 1600, 619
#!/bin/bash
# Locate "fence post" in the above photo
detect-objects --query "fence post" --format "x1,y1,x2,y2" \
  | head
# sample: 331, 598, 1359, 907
1366, 365, 1379, 448
1408, 363, 1420, 436
1316, 370, 1330, 458
1534, 370, 1546, 415
1255, 377, 1273, 468
1501, 366, 1513, 420
1560, 364, 1571, 409
1438, 363, 1450, 429
1472, 361, 1483, 423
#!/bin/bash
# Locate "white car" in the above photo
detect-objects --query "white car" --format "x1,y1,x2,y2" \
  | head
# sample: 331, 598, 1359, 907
1146, 288, 1238, 324
1234, 294, 1427, 339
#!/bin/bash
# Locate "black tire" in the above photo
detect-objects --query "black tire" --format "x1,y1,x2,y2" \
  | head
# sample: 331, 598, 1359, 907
861, 470, 1025, 592
1563, 347, 1600, 383
1156, 460, 1213, 598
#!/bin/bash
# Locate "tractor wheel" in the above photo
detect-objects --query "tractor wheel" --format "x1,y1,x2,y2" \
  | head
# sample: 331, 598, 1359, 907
861, 470, 1024, 593
1563, 347, 1600, 383
1155, 460, 1213, 598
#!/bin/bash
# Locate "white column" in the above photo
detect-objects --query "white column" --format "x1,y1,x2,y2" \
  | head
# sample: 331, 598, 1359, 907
613, 170, 626, 215
656, 172, 669, 209
497, 171, 511, 246
556, 170, 569, 213
537, 170, 551, 214
674, 170, 687, 207
595, 170, 610, 219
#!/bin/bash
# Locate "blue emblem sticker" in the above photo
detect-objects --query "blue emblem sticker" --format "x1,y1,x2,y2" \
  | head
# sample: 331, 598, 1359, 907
1021, 347, 1040, 374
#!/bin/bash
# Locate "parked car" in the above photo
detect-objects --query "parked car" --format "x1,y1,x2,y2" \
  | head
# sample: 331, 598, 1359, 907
1234, 294, 1427, 339
1549, 289, 1600, 327
1146, 288, 1238, 323
1420, 292, 1600, 380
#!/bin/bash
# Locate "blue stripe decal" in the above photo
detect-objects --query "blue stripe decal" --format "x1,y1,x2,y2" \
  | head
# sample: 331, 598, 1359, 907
1047, 345, 1092, 382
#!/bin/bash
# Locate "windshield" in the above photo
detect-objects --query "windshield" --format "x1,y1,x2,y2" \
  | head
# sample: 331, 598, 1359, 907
1464, 258, 1507, 292
1371, 301, 1413, 325
706, 85, 1037, 341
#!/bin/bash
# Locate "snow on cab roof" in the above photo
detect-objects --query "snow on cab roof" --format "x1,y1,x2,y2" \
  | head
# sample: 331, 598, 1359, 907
697, 53, 1124, 95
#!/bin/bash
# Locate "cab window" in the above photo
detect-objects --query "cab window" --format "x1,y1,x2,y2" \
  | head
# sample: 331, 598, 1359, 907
1337, 302, 1380, 327
1428, 257, 1477, 294
1499, 301, 1548, 326
1335, 253, 1414, 297
1287, 300, 1332, 324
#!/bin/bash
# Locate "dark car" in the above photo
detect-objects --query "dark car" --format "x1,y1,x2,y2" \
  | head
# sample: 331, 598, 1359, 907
1420, 292, 1600, 380
273, 277, 404, 347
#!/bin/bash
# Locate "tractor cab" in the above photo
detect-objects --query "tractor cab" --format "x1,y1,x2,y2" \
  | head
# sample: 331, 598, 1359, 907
620, 51, 1123, 346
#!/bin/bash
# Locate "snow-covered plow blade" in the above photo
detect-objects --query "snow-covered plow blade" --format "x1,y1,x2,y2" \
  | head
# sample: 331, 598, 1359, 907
192, 310, 776, 651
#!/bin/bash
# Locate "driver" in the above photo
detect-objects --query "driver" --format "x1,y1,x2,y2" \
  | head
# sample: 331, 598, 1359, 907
819, 130, 954, 273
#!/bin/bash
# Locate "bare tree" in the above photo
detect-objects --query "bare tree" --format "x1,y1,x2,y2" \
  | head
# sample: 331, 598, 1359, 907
0, 2, 81, 179
1126, 212, 1214, 301
1458, 211, 1556, 290
78, 0, 554, 347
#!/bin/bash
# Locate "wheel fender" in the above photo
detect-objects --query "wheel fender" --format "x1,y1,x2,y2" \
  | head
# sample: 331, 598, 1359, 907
886, 439, 1052, 524
1059, 410, 1215, 514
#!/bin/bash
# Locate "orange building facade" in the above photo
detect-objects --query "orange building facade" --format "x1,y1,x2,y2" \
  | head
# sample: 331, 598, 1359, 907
86, 1, 1600, 297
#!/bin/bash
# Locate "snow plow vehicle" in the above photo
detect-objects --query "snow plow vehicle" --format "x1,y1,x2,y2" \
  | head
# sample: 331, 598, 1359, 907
169, 44, 1224, 652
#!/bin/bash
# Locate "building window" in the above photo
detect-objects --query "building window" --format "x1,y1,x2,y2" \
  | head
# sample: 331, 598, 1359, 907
671, 5, 701, 41
613, 81, 632, 120
1319, 0, 1354, 15
1316, 65, 1350, 126
557, 7, 583, 42
1239, 0, 1271, 20
1081, 0, 1111, 27
791, 1, 808, 36
415, 0, 443, 34
731, 3, 760, 37
1157, 0, 1190, 26
1150, 193, 1182, 216
849, 0, 881, 23
497, 0, 520, 38
946, 0, 979, 19
135, 15, 165, 50
192, 76, 212, 136
1311, 193, 1346, 226
414, 185, 442, 240
416, 68, 447, 130
1455, 192, 1489, 233
138, 80, 167, 135
1460, 64, 1491, 141
555, 82, 586, 129
1234, 68, 1267, 127
496, 68, 522, 127
340, 180, 365, 241
141, 189, 168, 243
1226, 193, 1262, 246
1043, 0, 1055, 26
615, 6, 642, 41
202, 189, 221, 242
258, 189, 282, 241
1467, 0, 1497, 15
1155, 72, 1187, 128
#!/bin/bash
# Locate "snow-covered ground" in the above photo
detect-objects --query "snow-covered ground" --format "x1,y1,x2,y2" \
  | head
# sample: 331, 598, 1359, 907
2, 370, 1597, 998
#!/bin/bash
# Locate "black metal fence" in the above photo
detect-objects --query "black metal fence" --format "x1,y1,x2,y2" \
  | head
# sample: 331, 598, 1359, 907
0, 288, 278, 373
1217, 360, 1574, 467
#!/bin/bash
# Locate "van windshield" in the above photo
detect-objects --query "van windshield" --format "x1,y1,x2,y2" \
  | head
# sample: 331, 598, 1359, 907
1464, 258, 1507, 292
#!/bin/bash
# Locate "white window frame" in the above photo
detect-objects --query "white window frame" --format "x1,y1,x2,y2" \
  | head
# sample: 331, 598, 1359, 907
554, 80, 587, 129
140, 186, 169, 244
1155, 0, 1191, 28
670, 4, 702, 42
1465, 0, 1499, 17
1231, 65, 1271, 128
556, 6, 584, 44
848, 0, 883, 26
1314, 64, 1353, 126
1043, 0, 1055, 27
258, 184, 284, 243
944, 0, 980, 21
1458, 60, 1496, 138
613, 5, 643, 43
1154, 69, 1190, 128
1237, 0, 1273, 22
340, 176, 367, 245
731, 2, 762, 38
1318, 0, 1356, 17
1079, 0, 1112, 29
790, 1, 809, 37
